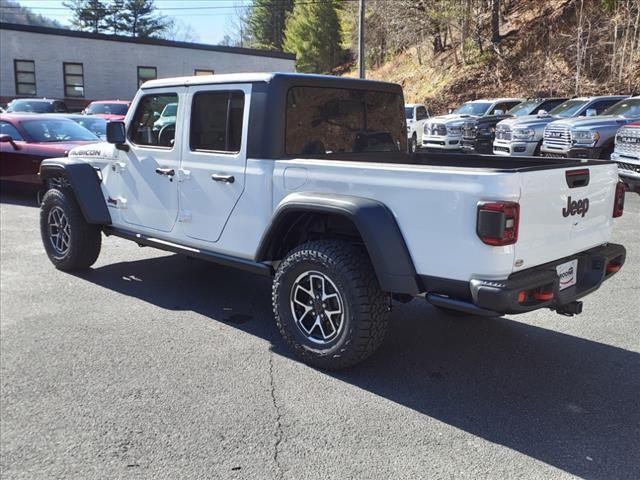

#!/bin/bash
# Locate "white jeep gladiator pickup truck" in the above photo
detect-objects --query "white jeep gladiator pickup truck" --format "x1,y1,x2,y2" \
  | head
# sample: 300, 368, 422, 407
38, 73, 627, 369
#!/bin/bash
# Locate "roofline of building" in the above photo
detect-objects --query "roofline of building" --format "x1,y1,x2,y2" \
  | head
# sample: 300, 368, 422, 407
0, 22, 296, 61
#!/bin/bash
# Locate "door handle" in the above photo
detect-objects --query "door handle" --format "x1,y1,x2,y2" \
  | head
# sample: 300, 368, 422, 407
211, 173, 235, 184
155, 167, 175, 176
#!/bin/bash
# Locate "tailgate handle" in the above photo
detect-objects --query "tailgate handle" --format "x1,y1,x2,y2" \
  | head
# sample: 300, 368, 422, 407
566, 169, 589, 188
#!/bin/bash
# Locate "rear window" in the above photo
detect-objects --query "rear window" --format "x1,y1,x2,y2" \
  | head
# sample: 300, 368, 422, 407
20, 119, 98, 142
86, 103, 129, 115
7, 100, 54, 113
285, 86, 405, 155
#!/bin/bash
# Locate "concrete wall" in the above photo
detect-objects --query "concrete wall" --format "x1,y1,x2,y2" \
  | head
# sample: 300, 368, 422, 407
0, 28, 295, 106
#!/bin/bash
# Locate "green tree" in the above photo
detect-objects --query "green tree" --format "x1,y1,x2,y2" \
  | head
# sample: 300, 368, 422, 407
248, 0, 294, 50
121, 0, 168, 38
63, 0, 108, 33
283, 0, 343, 73
104, 0, 126, 35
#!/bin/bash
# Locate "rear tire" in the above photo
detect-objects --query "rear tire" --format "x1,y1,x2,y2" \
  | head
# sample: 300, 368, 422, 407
40, 188, 101, 271
272, 240, 389, 370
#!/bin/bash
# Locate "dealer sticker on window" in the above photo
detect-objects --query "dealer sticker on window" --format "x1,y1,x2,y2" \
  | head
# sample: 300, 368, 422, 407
556, 259, 578, 291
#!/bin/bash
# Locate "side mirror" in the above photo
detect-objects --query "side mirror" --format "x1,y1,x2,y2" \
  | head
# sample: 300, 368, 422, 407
448, 108, 453, 114
0, 134, 20, 150
537, 109, 548, 117
586, 108, 597, 117
494, 109, 504, 115
106, 121, 128, 151
153, 112, 161, 120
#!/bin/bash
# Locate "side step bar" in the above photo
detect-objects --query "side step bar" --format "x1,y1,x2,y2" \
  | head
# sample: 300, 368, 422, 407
426, 293, 500, 317
103, 227, 273, 277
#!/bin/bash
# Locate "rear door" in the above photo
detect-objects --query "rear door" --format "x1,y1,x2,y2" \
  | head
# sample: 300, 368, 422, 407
514, 163, 618, 271
178, 84, 250, 243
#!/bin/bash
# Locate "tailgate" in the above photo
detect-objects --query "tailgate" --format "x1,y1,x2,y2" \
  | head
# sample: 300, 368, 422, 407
514, 163, 618, 271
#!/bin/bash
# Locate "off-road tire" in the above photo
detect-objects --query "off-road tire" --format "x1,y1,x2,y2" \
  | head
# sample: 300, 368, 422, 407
272, 240, 389, 370
40, 188, 101, 271
409, 134, 418, 153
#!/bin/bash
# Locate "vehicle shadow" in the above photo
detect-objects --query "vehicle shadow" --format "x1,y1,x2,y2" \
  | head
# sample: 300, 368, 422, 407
75, 253, 639, 480
0, 189, 39, 208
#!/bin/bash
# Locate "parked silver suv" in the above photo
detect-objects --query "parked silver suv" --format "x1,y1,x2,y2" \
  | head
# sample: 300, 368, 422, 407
541, 97, 640, 159
493, 96, 626, 156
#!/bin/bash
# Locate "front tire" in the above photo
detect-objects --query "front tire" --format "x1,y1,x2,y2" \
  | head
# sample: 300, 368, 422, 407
40, 188, 101, 271
409, 134, 418, 153
272, 240, 389, 370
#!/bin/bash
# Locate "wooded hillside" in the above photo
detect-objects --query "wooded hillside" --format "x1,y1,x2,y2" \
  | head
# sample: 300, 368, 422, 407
236, 0, 638, 113
341, 0, 640, 112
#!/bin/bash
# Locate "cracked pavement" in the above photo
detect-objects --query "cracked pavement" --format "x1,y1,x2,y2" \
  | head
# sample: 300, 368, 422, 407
1, 191, 639, 479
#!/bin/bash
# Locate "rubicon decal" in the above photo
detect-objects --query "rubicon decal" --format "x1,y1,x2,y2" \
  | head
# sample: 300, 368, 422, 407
562, 196, 589, 217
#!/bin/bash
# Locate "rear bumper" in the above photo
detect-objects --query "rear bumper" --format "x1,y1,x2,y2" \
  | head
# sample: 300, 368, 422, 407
423, 243, 626, 315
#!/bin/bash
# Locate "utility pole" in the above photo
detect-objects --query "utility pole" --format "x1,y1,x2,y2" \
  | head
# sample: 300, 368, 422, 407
358, 0, 365, 78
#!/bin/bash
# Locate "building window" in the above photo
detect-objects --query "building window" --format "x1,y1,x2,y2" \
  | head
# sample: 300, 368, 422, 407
194, 69, 215, 76
137, 66, 157, 87
63, 62, 84, 97
14, 60, 36, 96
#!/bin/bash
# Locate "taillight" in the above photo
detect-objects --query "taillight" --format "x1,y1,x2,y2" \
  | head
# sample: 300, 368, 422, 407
613, 181, 625, 218
476, 201, 520, 246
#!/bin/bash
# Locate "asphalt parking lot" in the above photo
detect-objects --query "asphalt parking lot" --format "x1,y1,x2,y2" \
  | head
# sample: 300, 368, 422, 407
1, 190, 638, 480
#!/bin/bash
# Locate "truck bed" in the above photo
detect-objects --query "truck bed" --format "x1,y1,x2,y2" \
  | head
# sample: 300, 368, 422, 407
290, 151, 612, 172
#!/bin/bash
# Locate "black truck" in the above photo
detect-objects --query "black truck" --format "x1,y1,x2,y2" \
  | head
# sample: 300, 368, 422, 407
462, 98, 567, 154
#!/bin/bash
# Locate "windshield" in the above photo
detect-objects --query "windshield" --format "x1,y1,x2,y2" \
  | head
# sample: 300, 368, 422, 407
7, 100, 53, 113
508, 100, 540, 116
86, 102, 129, 115
549, 99, 588, 118
21, 119, 98, 142
405, 107, 413, 119
602, 98, 640, 117
161, 103, 177, 117
71, 117, 107, 137
453, 102, 491, 116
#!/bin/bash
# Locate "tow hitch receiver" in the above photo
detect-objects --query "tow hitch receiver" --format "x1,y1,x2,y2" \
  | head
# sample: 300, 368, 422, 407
555, 301, 583, 316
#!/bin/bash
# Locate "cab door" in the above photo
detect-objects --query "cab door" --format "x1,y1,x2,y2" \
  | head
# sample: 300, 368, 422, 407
178, 84, 250, 243
110, 88, 184, 232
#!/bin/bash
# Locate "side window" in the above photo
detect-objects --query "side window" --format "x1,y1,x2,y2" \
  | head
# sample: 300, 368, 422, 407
589, 100, 619, 115
285, 87, 406, 155
54, 102, 68, 113
536, 99, 564, 113
129, 93, 178, 147
0, 121, 24, 141
190, 91, 245, 153
416, 106, 428, 120
490, 102, 516, 114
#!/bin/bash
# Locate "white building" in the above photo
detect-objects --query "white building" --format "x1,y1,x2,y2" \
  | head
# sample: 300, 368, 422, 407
0, 22, 295, 109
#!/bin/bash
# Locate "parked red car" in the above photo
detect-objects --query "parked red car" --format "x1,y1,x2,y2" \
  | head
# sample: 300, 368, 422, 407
83, 100, 130, 120
0, 114, 98, 186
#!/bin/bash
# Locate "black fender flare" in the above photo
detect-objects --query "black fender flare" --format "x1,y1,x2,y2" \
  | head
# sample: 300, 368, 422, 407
40, 159, 111, 225
256, 193, 419, 295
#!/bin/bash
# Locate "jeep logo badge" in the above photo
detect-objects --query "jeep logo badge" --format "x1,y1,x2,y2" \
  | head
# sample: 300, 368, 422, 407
562, 196, 589, 217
